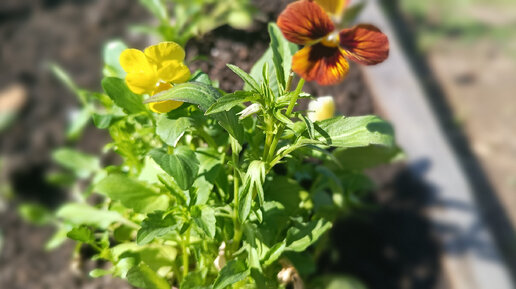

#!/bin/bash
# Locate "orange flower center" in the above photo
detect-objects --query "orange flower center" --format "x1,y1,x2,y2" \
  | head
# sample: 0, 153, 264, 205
320, 32, 340, 48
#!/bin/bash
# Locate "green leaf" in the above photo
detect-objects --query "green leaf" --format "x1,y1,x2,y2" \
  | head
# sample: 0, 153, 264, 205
103, 40, 128, 78
92, 113, 123, 129
191, 205, 216, 238
102, 77, 146, 115
264, 176, 303, 215
286, 218, 332, 252
311, 115, 395, 148
149, 147, 199, 190
300, 114, 315, 139
56, 203, 125, 229
67, 107, 91, 140
50, 64, 81, 95
18, 203, 52, 225
331, 145, 403, 170
67, 226, 95, 244
226, 64, 260, 92
190, 70, 212, 85
268, 23, 297, 93
249, 49, 278, 95
145, 82, 218, 111
127, 262, 170, 289
145, 82, 244, 142
181, 271, 208, 289
96, 174, 169, 213
156, 116, 193, 147
52, 148, 100, 179
213, 260, 249, 289
205, 91, 257, 115
238, 161, 266, 222
137, 211, 178, 245
262, 241, 286, 267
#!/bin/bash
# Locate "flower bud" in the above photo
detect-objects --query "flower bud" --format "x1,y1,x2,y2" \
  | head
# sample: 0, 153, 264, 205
307, 96, 335, 122
237, 103, 262, 120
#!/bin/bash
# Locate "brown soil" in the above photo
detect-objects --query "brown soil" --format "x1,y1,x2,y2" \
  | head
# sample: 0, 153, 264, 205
0, 0, 444, 289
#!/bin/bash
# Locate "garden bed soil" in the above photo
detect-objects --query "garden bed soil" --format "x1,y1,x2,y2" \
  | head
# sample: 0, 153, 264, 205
0, 0, 444, 288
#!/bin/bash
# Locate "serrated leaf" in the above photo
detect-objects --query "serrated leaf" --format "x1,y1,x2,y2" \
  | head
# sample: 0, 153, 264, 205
238, 161, 266, 222
149, 147, 199, 190
127, 262, 170, 289
286, 218, 332, 252
102, 77, 146, 114
96, 174, 169, 213
311, 116, 395, 149
213, 260, 249, 289
137, 211, 178, 245
67, 226, 95, 244
227, 64, 260, 92
145, 82, 244, 143
268, 23, 297, 93
205, 91, 257, 115
145, 82, 218, 110
156, 116, 193, 147
262, 241, 286, 267
191, 205, 216, 238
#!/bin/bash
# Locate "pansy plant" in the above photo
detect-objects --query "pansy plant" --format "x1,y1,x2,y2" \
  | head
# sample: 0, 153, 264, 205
47, 1, 400, 289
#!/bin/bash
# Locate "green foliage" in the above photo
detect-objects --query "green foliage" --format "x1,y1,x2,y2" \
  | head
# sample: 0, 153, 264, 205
52, 148, 100, 179
96, 174, 170, 213
102, 77, 146, 115
18, 203, 53, 225
135, 0, 256, 46
49, 16, 399, 289
213, 260, 249, 289
150, 147, 200, 190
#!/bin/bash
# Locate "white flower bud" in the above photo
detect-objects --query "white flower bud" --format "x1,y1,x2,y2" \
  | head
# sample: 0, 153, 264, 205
213, 242, 226, 271
237, 103, 262, 120
307, 96, 335, 122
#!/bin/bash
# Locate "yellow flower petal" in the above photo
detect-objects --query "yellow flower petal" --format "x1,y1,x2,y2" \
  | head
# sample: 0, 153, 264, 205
157, 60, 191, 84
314, 0, 348, 16
147, 82, 183, 113
148, 100, 183, 113
144, 42, 186, 66
125, 72, 158, 95
120, 49, 154, 73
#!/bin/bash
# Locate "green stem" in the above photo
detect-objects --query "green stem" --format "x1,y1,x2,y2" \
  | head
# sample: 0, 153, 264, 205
197, 127, 217, 148
266, 79, 305, 163
230, 137, 243, 254
262, 116, 274, 161
181, 227, 191, 279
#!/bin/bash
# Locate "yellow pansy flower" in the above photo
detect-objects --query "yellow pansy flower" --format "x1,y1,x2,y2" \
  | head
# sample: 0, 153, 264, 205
119, 42, 191, 113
